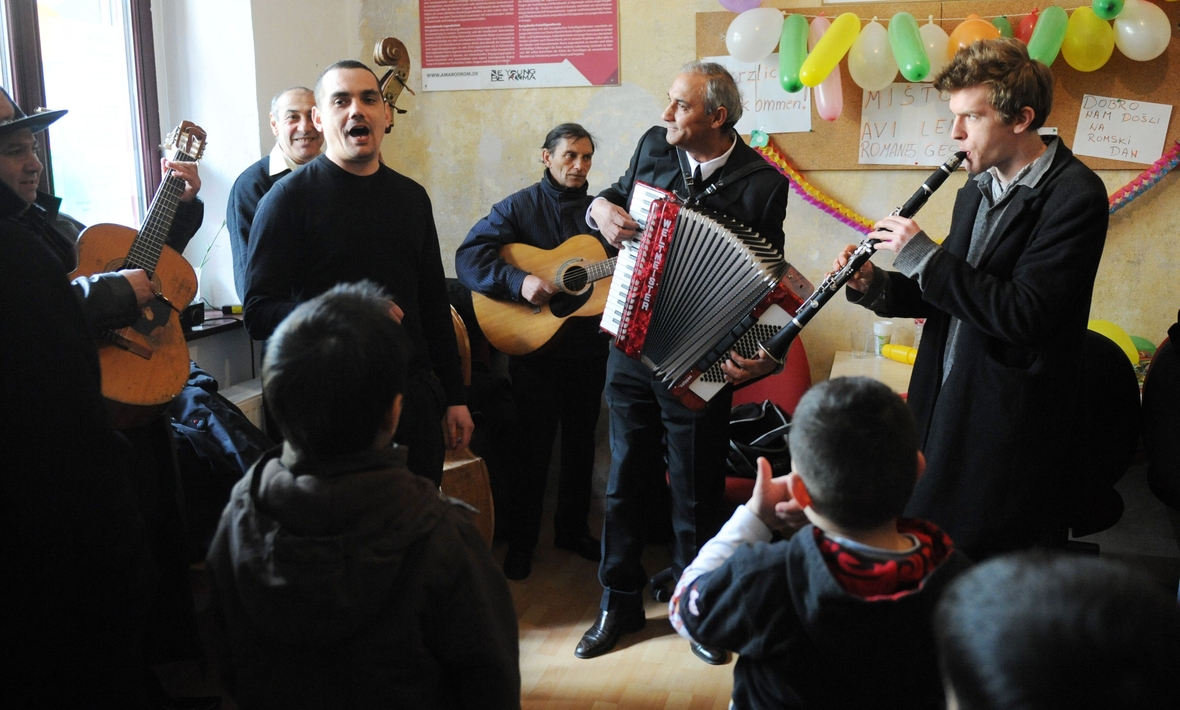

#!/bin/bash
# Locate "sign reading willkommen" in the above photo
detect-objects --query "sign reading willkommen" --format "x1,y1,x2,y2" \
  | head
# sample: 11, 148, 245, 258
705, 55, 811, 135
420, 0, 619, 91
858, 83, 959, 166
1072, 94, 1172, 165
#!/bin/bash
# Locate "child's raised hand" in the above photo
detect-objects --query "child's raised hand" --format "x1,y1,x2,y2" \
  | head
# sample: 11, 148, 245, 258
745, 457, 796, 533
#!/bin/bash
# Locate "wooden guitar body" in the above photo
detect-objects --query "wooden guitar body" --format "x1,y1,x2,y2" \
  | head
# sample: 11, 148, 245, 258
71, 223, 197, 409
471, 234, 611, 356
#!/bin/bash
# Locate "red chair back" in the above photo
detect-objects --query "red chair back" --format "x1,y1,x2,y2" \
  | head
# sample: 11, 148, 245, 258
725, 339, 811, 505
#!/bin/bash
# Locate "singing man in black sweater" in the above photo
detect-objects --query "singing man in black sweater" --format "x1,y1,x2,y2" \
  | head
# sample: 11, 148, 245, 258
244, 60, 473, 485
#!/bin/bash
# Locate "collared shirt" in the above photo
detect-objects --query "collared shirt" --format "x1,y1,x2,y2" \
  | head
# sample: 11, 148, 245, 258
684, 133, 737, 183
268, 143, 300, 176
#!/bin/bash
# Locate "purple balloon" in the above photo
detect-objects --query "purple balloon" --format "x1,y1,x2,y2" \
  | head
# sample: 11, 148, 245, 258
720, 0, 763, 12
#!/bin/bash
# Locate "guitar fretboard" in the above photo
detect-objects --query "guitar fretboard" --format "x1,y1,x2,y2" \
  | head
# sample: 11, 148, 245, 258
583, 257, 617, 283
125, 151, 197, 273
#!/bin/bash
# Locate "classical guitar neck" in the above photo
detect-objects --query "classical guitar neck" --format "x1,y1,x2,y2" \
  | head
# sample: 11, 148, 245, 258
126, 121, 206, 273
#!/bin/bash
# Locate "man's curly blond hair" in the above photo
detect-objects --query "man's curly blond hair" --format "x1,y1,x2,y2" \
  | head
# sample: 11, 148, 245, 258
933, 38, 1054, 130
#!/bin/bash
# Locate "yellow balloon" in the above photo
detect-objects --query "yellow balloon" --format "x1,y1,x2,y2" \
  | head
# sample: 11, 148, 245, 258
800, 13, 861, 87
1062, 7, 1115, 72
1088, 319, 1139, 365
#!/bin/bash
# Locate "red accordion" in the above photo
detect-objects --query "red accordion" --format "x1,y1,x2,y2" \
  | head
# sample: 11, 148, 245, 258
601, 195, 813, 410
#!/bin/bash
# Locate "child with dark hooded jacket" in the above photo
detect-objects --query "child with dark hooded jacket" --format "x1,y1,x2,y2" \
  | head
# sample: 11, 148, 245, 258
670, 377, 971, 709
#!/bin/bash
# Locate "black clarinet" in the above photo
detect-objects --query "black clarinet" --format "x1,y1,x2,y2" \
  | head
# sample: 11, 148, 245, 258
759, 151, 966, 364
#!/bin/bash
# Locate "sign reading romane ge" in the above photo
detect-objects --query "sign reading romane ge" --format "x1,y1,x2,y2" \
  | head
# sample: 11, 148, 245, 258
419, 0, 620, 91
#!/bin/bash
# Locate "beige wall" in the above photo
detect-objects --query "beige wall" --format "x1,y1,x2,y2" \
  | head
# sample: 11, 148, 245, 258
352, 1, 1176, 381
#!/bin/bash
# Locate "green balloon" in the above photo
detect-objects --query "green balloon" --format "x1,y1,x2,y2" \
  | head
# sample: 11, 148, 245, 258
888, 12, 930, 82
1027, 5, 1068, 65
993, 17, 1014, 39
779, 14, 809, 93
1092, 0, 1125, 21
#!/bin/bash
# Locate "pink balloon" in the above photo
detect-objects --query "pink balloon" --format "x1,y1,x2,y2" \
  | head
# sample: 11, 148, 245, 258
720, 0, 763, 11
809, 16, 844, 122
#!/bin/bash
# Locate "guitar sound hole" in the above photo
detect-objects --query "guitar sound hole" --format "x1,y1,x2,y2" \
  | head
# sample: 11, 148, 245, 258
562, 266, 588, 292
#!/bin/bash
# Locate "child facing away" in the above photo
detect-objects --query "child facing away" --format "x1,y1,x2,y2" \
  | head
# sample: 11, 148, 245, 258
670, 377, 971, 709
936, 551, 1180, 710
206, 281, 520, 709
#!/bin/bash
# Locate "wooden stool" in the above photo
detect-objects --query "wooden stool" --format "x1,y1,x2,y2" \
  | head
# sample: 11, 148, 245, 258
442, 448, 495, 547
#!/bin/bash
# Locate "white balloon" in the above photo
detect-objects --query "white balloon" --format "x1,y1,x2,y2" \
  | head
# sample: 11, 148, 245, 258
919, 20, 951, 80
848, 20, 898, 91
725, 7, 786, 63
1115, 0, 1172, 62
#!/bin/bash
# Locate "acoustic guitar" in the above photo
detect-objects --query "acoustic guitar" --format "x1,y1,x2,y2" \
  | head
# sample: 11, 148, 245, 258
70, 122, 206, 420
471, 234, 614, 355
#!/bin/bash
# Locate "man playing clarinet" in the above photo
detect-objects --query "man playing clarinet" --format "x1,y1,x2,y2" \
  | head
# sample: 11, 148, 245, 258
836, 39, 1108, 560
576, 61, 790, 663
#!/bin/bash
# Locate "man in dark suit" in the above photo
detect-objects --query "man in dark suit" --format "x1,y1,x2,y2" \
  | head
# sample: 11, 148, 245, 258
575, 61, 790, 662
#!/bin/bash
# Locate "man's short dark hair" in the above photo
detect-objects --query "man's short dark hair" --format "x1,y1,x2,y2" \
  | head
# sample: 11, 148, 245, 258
262, 281, 409, 458
314, 60, 380, 104
270, 86, 313, 116
680, 60, 744, 130
935, 552, 1180, 710
541, 123, 595, 153
788, 377, 919, 530
933, 38, 1054, 130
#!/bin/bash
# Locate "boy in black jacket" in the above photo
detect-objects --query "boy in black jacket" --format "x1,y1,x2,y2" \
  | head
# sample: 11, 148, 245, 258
670, 377, 971, 709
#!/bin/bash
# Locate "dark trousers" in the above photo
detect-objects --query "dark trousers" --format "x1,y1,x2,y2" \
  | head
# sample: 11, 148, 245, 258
507, 351, 607, 552
598, 349, 729, 610
394, 370, 448, 487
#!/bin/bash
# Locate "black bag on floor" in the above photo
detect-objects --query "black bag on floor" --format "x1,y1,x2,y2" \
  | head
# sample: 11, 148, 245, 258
726, 400, 791, 479
169, 363, 274, 561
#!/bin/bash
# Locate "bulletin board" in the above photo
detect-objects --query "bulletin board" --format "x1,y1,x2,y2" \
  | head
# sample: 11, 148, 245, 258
697, 0, 1180, 170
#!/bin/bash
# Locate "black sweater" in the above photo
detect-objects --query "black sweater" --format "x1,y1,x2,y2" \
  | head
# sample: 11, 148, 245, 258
244, 155, 465, 405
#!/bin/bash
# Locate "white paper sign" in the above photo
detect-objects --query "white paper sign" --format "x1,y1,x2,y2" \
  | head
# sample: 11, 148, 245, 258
705, 55, 812, 135
1072, 95, 1172, 165
858, 83, 959, 166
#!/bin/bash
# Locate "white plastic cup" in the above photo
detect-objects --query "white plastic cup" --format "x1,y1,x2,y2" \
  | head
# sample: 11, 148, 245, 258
873, 320, 894, 357
913, 318, 925, 351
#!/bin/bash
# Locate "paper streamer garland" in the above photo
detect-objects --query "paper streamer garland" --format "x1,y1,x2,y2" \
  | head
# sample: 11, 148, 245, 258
1108, 140, 1180, 214
755, 136, 1180, 228
755, 139, 875, 233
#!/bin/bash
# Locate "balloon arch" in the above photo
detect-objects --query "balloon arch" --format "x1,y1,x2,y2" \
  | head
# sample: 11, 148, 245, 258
721, 0, 1173, 120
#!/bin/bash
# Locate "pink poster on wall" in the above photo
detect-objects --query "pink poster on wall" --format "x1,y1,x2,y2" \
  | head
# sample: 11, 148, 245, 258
419, 0, 619, 91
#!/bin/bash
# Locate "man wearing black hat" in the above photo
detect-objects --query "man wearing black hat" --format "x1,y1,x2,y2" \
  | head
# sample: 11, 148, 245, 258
0, 87, 204, 332
1, 87, 217, 707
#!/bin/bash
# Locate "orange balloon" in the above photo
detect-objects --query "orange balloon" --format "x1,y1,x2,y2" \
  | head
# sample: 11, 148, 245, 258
947, 13, 1003, 59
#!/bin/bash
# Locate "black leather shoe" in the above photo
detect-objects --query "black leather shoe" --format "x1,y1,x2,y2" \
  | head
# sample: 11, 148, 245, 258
690, 641, 730, 665
555, 531, 601, 562
574, 607, 645, 659
502, 548, 532, 581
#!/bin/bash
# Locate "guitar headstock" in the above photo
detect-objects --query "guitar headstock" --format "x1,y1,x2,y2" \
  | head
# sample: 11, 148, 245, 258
164, 121, 207, 161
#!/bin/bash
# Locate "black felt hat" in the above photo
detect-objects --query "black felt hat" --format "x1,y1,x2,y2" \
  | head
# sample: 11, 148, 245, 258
0, 87, 67, 138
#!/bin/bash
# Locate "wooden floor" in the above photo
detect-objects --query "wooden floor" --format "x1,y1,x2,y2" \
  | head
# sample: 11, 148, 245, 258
503, 536, 735, 710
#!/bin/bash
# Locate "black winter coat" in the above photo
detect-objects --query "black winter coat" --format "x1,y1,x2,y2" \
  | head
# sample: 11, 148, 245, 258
863, 141, 1108, 557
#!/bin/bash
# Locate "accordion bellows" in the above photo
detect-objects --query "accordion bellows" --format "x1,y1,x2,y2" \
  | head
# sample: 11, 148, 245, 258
603, 198, 812, 410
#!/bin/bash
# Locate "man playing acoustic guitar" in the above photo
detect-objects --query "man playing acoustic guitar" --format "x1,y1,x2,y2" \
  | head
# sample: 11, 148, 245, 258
456, 123, 609, 580
1, 85, 212, 706
0, 86, 203, 332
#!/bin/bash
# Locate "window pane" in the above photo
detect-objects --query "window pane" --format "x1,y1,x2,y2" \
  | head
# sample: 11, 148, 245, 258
0, 0, 13, 90
38, 0, 144, 228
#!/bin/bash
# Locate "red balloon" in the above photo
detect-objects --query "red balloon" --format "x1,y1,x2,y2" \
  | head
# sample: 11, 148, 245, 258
1015, 9, 1039, 44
